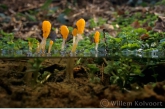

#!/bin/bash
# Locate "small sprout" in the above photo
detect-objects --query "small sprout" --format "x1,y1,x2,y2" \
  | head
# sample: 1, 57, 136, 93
39, 20, 51, 53
48, 40, 53, 54
71, 18, 86, 53
60, 25, 69, 50
94, 31, 100, 52
72, 28, 78, 45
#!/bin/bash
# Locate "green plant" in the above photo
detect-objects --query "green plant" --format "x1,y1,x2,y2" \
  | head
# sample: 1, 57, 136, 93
27, 37, 39, 52
114, 12, 157, 28
41, 0, 52, 10
89, 18, 97, 28
104, 58, 142, 88
89, 17, 106, 29
121, 43, 141, 50
86, 64, 100, 83
24, 58, 51, 85
156, 0, 165, 5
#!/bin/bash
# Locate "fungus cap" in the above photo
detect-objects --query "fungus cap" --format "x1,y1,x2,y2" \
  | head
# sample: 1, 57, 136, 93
42, 21, 51, 38
50, 40, 53, 45
94, 31, 100, 43
72, 28, 78, 37
76, 18, 85, 34
60, 25, 69, 40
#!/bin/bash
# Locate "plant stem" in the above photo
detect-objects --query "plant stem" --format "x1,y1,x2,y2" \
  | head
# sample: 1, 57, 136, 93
103, 58, 108, 65
65, 57, 75, 81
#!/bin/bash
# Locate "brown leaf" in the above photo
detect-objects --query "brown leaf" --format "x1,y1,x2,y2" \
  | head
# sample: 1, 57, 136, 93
131, 20, 141, 28
153, 16, 165, 32
117, 9, 125, 16
140, 34, 149, 40
144, 26, 152, 32
102, 24, 118, 37
142, 22, 152, 31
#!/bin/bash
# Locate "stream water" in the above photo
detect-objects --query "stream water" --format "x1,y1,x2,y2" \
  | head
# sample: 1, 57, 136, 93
0, 48, 165, 59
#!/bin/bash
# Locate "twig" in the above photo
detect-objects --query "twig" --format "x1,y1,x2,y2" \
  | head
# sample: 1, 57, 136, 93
123, 88, 131, 93
103, 58, 108, 65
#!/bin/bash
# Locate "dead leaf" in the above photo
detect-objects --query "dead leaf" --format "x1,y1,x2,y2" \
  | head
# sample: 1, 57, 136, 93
131, 20, 141, 28
144, 26, 152, 31
102, 27, 118, 38
142, 22, 152, 31
153, 16, 165, 32
140, 34, 149, 40
117, 9, 125, 16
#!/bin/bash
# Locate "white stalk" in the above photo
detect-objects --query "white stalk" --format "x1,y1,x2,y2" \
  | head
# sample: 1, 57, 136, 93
95, 43, 98, 52
95, 52, 98, 57
39, 37, 47, 53
48, 44, 53, 54
71, 34, 83, 53
73, 36, 76, 45
61, 39, 66, 51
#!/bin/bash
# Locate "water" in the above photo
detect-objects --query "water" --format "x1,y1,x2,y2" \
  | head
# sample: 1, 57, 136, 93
0, 48, 165, 59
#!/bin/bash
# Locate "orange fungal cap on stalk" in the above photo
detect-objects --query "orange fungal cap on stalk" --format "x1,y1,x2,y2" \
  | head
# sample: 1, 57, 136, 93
76, 18, 85, 34
60, 25, 69, 40
72, 28, 78, 37
42, 20, 51, 38
94, 31, 100, 43
50, 40, 53, 45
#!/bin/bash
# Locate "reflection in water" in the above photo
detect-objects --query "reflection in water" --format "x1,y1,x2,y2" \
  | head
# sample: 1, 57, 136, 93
0, 48, 165, 59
